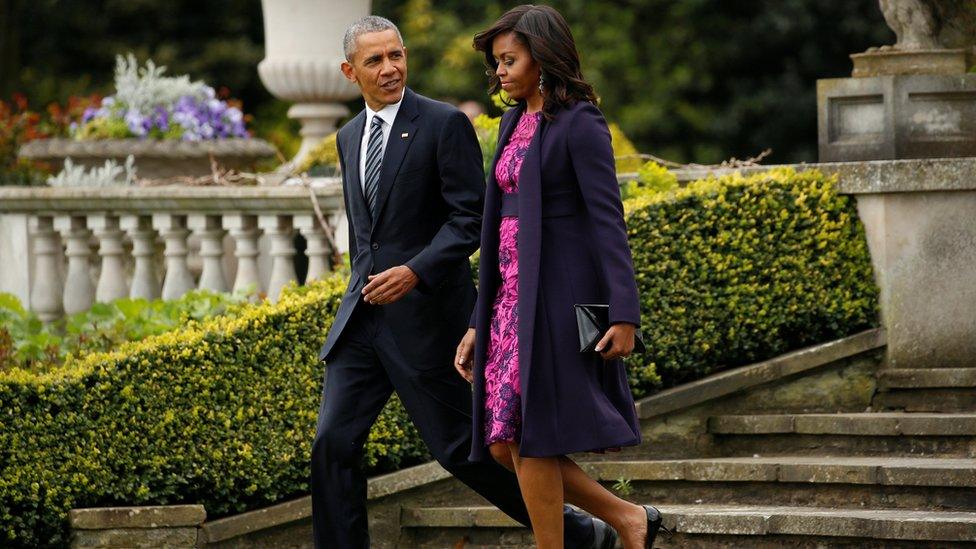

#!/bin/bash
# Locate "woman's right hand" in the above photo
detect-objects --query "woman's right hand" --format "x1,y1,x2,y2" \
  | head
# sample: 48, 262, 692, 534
454, 328, 476, 383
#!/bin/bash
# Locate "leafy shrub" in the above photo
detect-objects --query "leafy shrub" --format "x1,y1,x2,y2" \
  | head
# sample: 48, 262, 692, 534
0, 276, 427, 547
609, 122, 642, 174
622, 168, 878, 396
0, 289, 251, 374
622, 160, 679, 202
294, 131, 338, 176
472, 114, 500, 175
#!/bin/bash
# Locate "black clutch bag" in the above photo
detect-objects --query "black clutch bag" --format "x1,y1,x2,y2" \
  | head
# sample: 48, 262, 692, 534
574, 303, 645, 354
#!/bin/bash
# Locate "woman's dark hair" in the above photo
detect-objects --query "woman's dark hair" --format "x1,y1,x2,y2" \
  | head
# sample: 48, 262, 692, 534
473, 4, 597, 119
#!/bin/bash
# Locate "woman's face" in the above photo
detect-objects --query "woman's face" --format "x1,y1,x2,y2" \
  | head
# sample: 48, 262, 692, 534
491, 31, 540, 101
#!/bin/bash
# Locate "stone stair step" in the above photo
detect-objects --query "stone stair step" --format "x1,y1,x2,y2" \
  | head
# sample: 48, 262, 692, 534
580, 457, 976, 488
395, 457, 976, 510
707, 412, 976, 457
875, 389, 976, 412
709, 412, 976, 436
875, 369, 976, 413
400, 505, 976, 546
879, 368, 976, 389
577, 457, 976, 511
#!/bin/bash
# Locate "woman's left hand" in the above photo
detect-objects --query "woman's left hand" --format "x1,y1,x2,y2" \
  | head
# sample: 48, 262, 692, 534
595, 323, 636, 361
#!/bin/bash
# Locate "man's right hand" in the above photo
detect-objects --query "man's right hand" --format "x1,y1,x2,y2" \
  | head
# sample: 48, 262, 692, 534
454, 328, 475, 383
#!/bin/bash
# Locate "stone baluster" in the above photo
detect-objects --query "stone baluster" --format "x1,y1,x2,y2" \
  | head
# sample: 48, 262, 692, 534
154, 214, 195, 300
259, 214, 297, 303
29, 215, 64, 322
88, 214, 128, 303
55, 215, 95, 315
295, 214, 331, 282
331, 210, 349, 257
189, 214, 228, 293
121, 215, 160, 300
225, 214, 262, 300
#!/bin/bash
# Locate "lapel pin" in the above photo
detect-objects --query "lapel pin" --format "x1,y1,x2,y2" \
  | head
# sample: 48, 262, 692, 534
401, 132, 409, 138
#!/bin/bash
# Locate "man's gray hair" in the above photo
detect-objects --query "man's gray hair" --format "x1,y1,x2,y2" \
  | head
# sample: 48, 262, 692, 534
343, 15, 403, 61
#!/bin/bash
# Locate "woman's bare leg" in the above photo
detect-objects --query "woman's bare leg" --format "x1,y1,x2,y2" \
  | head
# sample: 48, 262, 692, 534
557, 456, 649, 548
507, 443, 564, 549
488, 442, 516, 472
490, 442, 652, 548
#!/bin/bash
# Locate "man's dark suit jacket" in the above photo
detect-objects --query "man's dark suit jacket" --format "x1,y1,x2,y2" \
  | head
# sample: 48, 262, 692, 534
318, 87, 484, 369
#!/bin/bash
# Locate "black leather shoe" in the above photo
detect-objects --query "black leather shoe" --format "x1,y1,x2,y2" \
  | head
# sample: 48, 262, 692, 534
642, 505, 672, 548
591, 517, 618, 549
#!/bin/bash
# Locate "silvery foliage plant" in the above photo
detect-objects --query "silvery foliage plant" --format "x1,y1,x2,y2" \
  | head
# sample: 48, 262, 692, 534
72, 53, 248, 141
47, 155, 138, 187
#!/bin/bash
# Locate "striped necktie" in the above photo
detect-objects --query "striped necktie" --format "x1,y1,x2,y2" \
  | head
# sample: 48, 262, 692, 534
363, 115, 384, 218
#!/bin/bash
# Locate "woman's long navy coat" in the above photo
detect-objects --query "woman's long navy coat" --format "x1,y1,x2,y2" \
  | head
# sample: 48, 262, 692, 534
469, 101, 642, 460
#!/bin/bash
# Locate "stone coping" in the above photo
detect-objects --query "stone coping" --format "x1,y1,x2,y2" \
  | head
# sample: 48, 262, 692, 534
0, 181, 343, 214
201, 461, 450, 543
401, 504, 976, 541
662, 157, 976, 193
636, 328, 885, 419
579, 457, 976, 487
709, 412, 976, 436
18, 137, 277, 159
69, 505, 206, 529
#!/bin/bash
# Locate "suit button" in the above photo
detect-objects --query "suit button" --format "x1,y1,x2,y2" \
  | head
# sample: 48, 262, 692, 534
371, 242, 379, 250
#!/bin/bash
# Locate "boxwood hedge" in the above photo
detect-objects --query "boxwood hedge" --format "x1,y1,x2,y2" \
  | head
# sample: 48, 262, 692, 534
622, 168, 878, 395
0, 277, 428, 547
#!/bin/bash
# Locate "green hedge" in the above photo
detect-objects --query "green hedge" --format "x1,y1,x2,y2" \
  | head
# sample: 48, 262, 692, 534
0, 167, 878, 547
622, 167, 878, 396
0, 277, 428, 548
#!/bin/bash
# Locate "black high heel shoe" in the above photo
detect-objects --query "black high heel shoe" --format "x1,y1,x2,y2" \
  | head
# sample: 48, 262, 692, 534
642, 505, 673, 548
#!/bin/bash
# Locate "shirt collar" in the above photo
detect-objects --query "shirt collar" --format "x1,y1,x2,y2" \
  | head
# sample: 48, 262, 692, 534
365, 90, 405, 128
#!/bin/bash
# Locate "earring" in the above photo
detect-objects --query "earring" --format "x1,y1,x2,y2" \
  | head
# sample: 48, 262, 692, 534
538, 73, 545, 94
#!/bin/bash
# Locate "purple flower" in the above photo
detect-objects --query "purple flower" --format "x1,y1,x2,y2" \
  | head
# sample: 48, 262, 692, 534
81, 107, 98, 124
152, 106, 170, 132
125, 109, 147, 136
78, 90, 248, 141
225, 107, 242, 124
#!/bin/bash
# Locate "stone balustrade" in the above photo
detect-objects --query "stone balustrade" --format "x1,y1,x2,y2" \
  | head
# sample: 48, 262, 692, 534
0, 181, 347, 322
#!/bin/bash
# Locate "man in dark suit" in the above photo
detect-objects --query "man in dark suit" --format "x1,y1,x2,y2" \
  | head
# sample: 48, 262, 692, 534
310, 15, 617, 549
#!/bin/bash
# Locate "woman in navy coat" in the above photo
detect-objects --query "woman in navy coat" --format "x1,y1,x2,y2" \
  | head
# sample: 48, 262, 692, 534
454, 5, 667, 549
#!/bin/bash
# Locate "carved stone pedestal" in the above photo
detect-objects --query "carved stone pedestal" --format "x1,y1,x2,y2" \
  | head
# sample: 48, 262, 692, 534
817, 73, 976, 162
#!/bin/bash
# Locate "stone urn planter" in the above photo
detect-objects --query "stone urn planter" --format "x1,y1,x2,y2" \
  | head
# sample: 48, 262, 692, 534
18, 137, 277, 179
258, 0, 369, 168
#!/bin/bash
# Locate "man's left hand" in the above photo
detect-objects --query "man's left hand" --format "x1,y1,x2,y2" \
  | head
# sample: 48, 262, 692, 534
362, 265, 419, 305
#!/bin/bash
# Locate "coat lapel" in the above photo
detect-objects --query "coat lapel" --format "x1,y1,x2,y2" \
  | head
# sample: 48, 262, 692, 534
371, 88, 420, 231
516, 111, 546, 409
343, 109, 371, 230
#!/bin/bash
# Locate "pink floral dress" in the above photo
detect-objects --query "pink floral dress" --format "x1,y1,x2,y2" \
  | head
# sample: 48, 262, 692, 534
484, 111, 541, 446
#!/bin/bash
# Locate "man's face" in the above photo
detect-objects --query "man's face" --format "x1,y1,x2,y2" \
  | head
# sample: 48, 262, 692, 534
341, 29, 408, 111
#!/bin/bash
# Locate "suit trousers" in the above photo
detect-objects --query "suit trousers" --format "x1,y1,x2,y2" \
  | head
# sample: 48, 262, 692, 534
310, 303, 596, 548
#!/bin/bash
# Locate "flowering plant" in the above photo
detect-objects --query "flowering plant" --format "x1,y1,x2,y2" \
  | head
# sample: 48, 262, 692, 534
1, 93, 99, 185
72, 54, 249, 141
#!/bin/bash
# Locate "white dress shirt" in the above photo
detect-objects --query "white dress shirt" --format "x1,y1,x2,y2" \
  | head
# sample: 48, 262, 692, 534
359, 93, 404, 192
